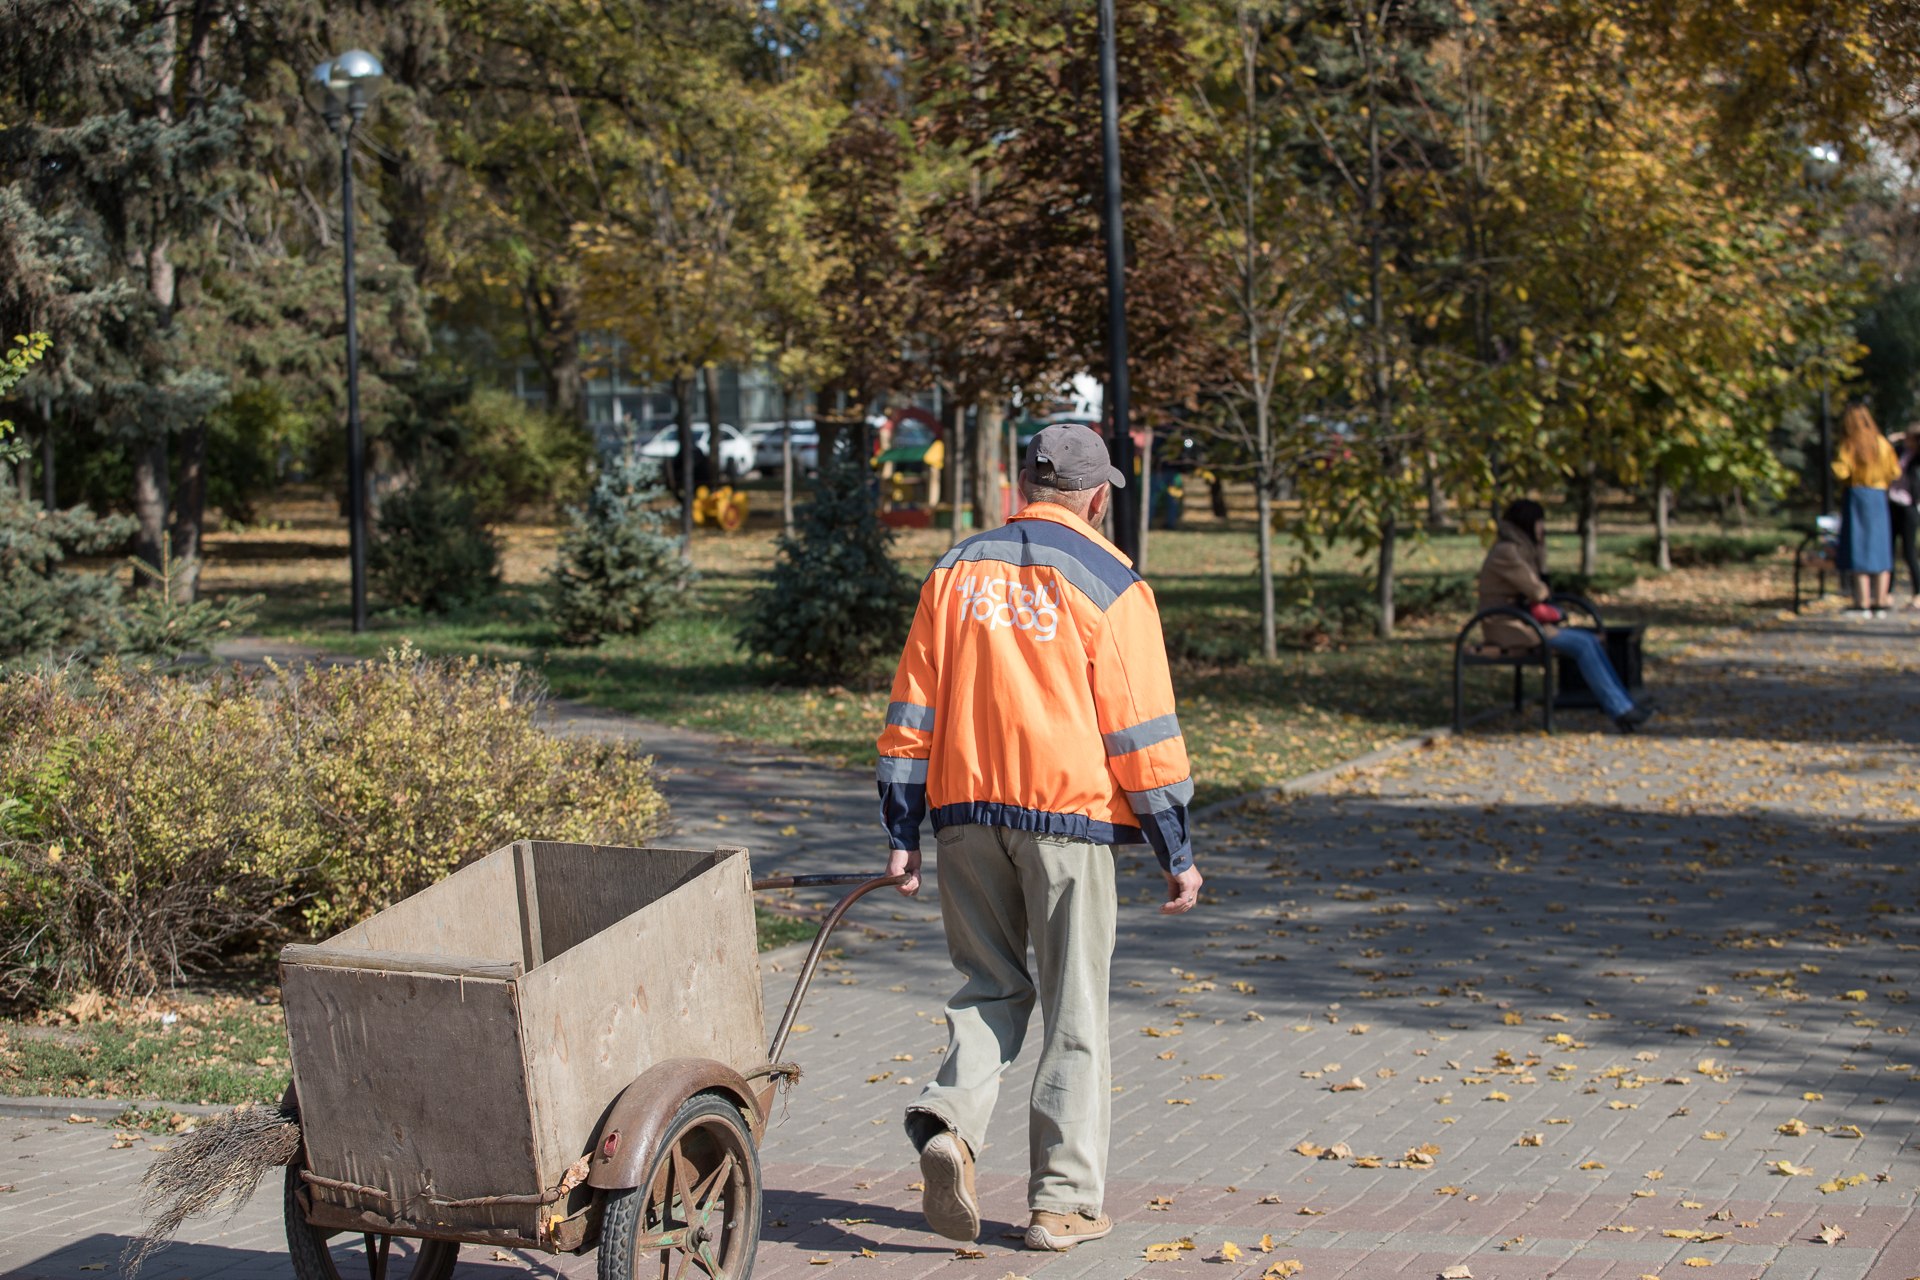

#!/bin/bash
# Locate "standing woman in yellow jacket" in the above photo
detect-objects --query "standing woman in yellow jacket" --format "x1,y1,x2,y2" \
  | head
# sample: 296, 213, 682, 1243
1833, 403, 1902, 618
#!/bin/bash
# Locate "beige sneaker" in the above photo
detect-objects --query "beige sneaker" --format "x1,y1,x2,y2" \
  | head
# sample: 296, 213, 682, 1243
1025, 1210, 1114, 1251
918, 1131, 980, 1241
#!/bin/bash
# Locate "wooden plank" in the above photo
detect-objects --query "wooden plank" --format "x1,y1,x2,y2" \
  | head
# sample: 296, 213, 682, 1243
513, 842, 545, 971
514, 845, 763, 1190
324, 844, 523, 962
525, 843, 718, 962
280, 945, 522, 981
282, 963, 542, 1240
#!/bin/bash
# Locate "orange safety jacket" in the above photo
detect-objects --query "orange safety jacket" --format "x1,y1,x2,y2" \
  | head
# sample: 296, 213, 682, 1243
875, 503, 1194, 872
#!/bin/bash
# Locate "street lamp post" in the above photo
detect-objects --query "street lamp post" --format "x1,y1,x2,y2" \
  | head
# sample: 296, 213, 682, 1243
1097, 0, 1137, 562
307, 51, 386, 634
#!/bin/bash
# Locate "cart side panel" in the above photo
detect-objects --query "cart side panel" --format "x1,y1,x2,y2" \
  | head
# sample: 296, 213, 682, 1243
527, 842, 719, 961
324, 843, 527, 967
515, 846, 763, 1188
283, 961, 543, 1241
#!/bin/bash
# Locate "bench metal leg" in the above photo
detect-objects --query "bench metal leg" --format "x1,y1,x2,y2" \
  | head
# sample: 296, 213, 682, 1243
1453, 652, 1465, 733
1512, 663, 1524, 713
1542, 653, 1554, 734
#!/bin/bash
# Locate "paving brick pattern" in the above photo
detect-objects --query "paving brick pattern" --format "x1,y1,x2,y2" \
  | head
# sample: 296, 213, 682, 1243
3, 615, 1911, 1280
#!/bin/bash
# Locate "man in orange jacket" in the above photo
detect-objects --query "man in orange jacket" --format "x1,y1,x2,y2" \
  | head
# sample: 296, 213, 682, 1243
877, 423, 1203, 1252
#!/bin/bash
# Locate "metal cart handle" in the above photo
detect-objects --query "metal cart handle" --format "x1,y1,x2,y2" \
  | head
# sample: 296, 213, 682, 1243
754, 872, 907, 1063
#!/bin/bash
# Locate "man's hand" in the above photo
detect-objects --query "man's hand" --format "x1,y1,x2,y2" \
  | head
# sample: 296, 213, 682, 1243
887, 846, 922, 896
1162, 866, 1202, 915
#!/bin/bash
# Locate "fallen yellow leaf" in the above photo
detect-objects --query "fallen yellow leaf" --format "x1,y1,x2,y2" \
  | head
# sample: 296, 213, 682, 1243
1263, 1262, 1302, 1280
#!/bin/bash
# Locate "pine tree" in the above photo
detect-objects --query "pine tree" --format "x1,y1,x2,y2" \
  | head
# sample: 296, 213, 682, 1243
738, 458, 916, 683
550, 452, 690, 647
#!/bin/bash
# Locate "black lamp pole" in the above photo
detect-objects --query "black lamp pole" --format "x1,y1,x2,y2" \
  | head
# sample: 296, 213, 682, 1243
313, 54, 383, 633
333, 96, 369, 632
1098, 0, 1137, 560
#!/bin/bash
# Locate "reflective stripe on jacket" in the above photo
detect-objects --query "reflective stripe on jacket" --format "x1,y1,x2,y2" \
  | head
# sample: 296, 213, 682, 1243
875, 502, 1194, 872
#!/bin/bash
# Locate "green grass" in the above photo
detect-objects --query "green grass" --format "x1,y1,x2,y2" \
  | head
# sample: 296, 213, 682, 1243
231, 504, 1809, 808
755, 906, 820, 952
1, 998, 290, 1107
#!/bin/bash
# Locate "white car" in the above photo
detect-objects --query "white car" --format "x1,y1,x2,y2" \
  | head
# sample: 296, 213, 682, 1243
746, 420, 820, 473
638, 423, 755, 480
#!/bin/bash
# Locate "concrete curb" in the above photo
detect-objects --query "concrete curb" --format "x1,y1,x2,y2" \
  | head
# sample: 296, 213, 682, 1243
1190, 724, 1456, 821
0, 1094, 228, 1121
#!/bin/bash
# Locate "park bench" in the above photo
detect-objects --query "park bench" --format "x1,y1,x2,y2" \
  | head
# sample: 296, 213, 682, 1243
1451, 593, 1609, 735
1791, 516, 1841, 614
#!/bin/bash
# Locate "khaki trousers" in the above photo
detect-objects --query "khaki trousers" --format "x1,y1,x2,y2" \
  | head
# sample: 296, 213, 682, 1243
905, 824, 1116, 1216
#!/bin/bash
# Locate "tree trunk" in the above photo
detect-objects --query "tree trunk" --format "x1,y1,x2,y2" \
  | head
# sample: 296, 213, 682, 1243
1210, 474, 1228, 519
1365, 53, 1396, 640
1136, 423, 1152, 572
14, 452, 28, 501
1578, 469, 1599, 577
1006, 414, 1022, 517
1654, 477, 1672, 571
137, 9, 177, 587
40, 402, 54, 508
1732, 487, 1748, 533
673, 372, 694, 562
976, 402, 1003, 531
171, 424, 206, 600
946, 399, 966, 549
1376, 513, 1397, 639
702, 364, 725, 482
1424, 449, 1449, 532
780, 386, 794, 533
132, 439, 169, 583
813, 386, 842, 471
1256, 473, 1276, 661
523, 273, 583, 422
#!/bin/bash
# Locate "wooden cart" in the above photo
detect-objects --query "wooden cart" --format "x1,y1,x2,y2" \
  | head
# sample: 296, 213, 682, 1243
279, 840, 897, 1280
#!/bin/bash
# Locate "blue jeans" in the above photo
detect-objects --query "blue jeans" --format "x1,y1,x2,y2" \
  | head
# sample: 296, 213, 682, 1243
1547, 628, 1634, 718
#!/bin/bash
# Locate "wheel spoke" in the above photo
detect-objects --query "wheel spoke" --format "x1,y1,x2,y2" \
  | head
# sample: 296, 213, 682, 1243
362, 1233, 391, 1280
632, 1228, 686, 1252
668, 1141, 701, 1221
688, 1152, 736, 1225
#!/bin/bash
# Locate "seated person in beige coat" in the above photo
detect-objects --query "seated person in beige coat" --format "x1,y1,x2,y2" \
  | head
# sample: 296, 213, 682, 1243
1477, 500, 1652, 732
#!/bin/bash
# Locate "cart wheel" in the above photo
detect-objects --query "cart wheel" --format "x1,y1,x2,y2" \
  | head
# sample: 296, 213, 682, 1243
285, 1163, 460, 1280
598, 1092, 761, 1280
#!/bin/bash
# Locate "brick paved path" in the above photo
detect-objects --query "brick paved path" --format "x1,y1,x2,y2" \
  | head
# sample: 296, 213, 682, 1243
3, 613, 1913, 1280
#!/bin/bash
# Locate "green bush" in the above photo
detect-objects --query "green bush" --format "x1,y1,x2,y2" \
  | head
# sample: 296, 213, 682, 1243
1635, 532, 1789, 568
114, 548, 261, 666
551, 452, 692, 647
455, 389, 595, 520
738, 458, 916, 682
369, 481, 501, 613
0, 494, 135, 668
0, 644, 668, 999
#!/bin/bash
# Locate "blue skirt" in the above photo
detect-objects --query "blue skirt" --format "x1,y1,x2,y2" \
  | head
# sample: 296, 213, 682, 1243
1839, 485, 1893, 574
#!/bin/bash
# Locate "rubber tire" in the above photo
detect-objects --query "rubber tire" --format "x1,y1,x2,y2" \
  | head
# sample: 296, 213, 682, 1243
597, 1092, 761, 1280
285, 1163, 461, 1280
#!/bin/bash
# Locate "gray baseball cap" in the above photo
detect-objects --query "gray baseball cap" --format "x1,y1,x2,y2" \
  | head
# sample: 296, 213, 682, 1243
1024, 423, 1126, 491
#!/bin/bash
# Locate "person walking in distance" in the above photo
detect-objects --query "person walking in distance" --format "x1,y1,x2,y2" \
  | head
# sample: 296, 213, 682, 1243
875, 423, 1203, 1252
1888, 425, 1919, 609
1831, 402, 1901, 618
